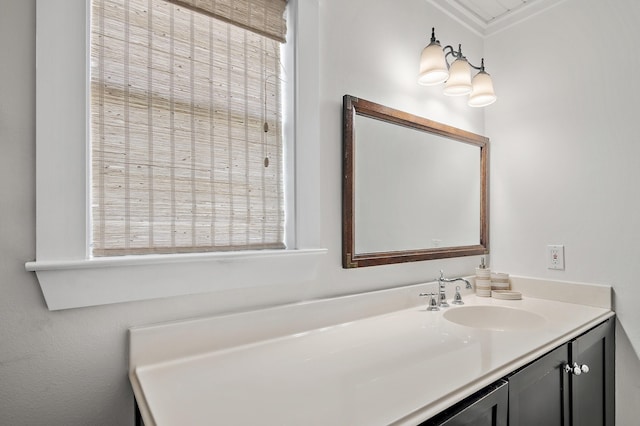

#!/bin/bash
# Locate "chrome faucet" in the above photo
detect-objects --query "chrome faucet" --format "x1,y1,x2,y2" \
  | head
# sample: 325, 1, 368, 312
437, 270, 472, 308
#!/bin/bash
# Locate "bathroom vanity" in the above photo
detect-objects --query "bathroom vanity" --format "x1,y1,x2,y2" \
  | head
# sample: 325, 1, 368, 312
129, 276, 613, 425
419, 316, 614, 425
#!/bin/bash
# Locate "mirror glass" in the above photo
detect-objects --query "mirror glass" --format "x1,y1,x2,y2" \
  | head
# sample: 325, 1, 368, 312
354, 113, 480, 253
342, 95, 489, 268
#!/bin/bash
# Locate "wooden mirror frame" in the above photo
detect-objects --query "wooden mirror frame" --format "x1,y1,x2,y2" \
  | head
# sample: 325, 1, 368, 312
342, 95, 489, 268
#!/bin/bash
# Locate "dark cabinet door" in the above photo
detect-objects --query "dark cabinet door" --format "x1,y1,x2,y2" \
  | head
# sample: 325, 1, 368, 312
419, 380, 508, 426
418, 318, 614, 426
508, 343, 570, 426
570, 318, 615, 426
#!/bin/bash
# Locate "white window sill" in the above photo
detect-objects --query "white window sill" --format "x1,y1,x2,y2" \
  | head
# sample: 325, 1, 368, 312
25, 248, 327, 310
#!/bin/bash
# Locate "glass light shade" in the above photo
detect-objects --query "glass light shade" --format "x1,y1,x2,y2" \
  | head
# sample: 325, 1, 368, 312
443, 58, 472, 96
468, 71, 497, 107
418, 41, 449, 86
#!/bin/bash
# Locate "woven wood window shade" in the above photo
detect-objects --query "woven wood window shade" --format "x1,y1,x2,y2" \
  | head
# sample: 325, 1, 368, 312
90, 0, 287, 256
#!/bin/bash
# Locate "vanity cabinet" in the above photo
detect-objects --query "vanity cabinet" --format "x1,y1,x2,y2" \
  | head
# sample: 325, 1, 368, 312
509, 317, 615, 426
418, 380, 508, 426
422, 318, 614, 426
130, 288, 614, 426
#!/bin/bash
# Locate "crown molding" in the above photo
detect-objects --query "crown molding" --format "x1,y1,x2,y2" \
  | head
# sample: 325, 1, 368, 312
426, 0, 569, 38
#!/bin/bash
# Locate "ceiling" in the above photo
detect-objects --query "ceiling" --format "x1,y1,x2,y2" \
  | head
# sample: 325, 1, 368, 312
426, 0, 566, 37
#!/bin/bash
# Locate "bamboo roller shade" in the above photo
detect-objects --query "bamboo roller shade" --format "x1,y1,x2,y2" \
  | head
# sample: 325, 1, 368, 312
90, 0, 287, 256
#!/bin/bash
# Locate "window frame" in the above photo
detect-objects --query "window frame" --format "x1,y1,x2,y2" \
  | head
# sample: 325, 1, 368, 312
27, 0, 325, 310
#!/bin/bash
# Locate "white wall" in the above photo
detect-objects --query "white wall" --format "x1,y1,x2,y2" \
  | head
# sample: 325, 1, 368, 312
0, 1, 486, 424
485, 0, 640, 422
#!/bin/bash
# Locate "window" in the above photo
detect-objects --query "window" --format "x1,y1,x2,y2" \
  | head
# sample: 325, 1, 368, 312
28, 0, 324, 310
91, 0, 287, 256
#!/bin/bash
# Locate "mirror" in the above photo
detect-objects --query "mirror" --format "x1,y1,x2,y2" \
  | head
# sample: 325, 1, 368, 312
342, 95, 489, 268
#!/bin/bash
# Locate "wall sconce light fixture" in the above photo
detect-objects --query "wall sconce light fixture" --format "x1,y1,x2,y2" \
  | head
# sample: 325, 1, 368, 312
418, 28, 497, 107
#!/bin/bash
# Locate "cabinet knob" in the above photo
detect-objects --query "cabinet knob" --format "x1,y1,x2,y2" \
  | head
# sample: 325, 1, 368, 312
564, 362, 589, 375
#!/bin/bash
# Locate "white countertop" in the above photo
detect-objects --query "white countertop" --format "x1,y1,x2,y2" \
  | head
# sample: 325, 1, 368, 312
129, 277, 613, 426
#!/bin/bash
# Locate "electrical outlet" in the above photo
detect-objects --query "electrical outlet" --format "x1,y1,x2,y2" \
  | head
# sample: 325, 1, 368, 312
547, 245, 565, 270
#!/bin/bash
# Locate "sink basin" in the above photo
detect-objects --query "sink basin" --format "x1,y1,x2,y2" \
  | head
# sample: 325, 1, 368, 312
443, 305, 546, 331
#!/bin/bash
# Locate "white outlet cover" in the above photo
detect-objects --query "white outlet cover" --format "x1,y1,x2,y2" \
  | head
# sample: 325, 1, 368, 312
547, 245, 565, 270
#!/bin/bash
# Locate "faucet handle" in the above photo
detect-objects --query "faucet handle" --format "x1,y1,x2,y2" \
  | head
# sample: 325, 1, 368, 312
451, 285, 464, 305
420, 292, 440, 311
